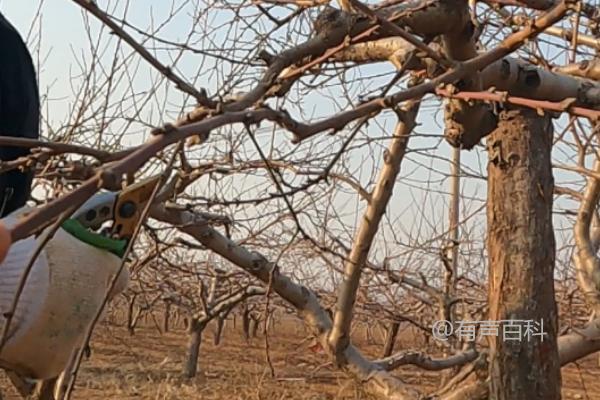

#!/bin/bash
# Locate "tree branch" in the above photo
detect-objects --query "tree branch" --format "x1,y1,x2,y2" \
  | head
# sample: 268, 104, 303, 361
329, 101, 420, 363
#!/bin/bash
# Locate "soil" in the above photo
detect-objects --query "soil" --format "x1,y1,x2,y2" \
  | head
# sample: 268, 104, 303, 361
0, 316, 597, 399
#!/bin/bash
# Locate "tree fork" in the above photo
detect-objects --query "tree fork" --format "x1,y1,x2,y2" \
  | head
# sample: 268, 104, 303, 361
486, 108, 560, 399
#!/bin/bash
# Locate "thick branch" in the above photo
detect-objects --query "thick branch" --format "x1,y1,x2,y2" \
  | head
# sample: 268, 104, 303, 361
558, 317, 600, 365
294, 0, 573, 145
574, 157, 600, 315
329, 102, 420, 363
150, 205, 422, 399
335, 40, 600, 109
374, 348, 478, 371
437, 88, 600, 120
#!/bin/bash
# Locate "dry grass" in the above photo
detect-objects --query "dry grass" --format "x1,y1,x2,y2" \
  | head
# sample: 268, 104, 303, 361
0, 317, 598, 399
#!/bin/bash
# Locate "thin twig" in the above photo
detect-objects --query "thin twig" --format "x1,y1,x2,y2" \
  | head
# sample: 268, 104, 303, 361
70, 0, 211, 106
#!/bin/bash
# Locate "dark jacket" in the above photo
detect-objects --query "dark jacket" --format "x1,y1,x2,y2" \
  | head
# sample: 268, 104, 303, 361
0, 12, 39, 216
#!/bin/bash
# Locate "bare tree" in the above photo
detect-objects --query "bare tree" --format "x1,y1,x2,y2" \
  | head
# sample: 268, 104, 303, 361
1, 0, 600, 399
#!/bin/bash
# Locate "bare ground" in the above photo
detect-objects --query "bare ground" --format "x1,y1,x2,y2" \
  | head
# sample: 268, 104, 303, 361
0, 317, 598, 399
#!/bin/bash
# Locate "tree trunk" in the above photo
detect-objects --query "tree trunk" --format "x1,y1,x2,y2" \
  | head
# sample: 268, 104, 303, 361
163, 302, 171, 333
262, 313, 272, 336
268, 313, 275, 330
214, 315, 225, 346
250, 316, 260, 338
175, 311, 181, 328
127, 295, 137, 335
242, 307, 250, 341
382, 321, 400, 358
34, 378, 56, 400
364, 322, 375, 345
486, 108, 560, 399
129, 308, 143, 335
183, 319, 205, 378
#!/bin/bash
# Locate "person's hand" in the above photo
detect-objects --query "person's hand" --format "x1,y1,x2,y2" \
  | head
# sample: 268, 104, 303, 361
0, 222, 12, 263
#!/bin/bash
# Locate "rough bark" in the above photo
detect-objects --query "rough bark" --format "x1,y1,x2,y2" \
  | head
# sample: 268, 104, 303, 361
486, 108, 560, 399
183, 319, 205, 378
